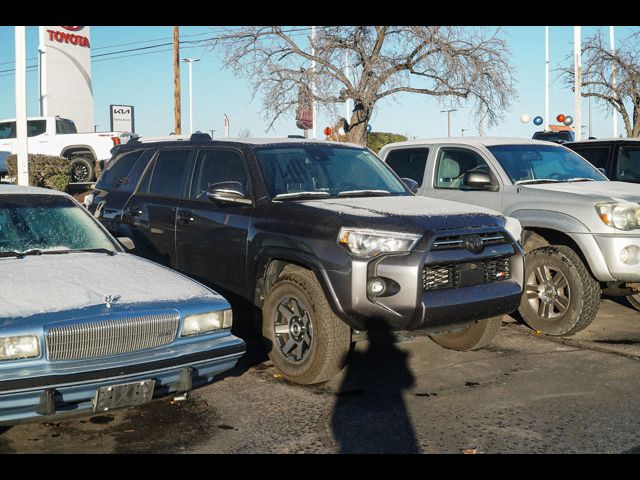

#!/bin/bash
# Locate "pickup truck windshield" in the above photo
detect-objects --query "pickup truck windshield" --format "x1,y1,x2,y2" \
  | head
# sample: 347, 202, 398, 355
0, 195, 116, 254
255, 145, 408, 198
487, 144, 607, 184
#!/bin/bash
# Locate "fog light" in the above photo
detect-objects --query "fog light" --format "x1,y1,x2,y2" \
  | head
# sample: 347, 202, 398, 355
368, 278, 386, 296
620, 245, 640, 265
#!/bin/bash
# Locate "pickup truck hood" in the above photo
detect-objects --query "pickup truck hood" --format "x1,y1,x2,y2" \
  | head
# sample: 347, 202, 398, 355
0, 252, 220, 320
522, 181, 640, 203
296, 195, 506, 233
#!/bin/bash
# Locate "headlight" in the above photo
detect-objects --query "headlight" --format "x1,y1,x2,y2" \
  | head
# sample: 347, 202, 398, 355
338, 227, 421, 257
0, 335, 40, 361
595, 202, 640, 230
182, 309, 233, 336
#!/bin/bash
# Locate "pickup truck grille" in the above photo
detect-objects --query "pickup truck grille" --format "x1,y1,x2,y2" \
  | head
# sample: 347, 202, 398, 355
46, 313, 179, 360
423, 257, 511, 291
431, 230, 508, 251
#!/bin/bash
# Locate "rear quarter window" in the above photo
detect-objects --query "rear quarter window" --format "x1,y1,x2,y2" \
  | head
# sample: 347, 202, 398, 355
96, 149, 146, 192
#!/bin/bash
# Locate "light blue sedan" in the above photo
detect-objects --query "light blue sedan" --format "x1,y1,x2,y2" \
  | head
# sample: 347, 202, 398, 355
0, 185, 245, 424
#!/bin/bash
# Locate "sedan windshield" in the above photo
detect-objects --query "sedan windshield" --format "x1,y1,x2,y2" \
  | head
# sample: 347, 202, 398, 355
254, 145, 408, 198
0, 195, 116, 254
487, 144, 607, 184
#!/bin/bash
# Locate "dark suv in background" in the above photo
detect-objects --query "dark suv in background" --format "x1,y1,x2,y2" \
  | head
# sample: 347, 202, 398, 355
87, 134, 524, 384
566, 139, 640, 184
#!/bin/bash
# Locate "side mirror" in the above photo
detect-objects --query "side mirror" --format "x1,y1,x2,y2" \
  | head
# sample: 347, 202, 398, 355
401, 177, 419, 194
117, 236, 135, 252
463, 171, 495, 190
206, 181, 252, 205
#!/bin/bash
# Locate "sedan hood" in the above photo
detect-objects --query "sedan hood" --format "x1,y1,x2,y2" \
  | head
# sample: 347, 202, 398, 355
522, 181, 640, 203
0, 252, 220, 319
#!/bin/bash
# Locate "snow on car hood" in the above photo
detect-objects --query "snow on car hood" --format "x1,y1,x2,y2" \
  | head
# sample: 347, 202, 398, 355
522, 181, 640, 203
0, 252, 220, 319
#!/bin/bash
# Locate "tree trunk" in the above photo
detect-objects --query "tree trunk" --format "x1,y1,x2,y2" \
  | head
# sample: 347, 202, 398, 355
632, 99, 640, 138
345, 108, 371, 146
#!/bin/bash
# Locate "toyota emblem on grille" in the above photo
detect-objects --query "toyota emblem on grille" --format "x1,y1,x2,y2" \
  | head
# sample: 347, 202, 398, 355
463, 235, 484, 254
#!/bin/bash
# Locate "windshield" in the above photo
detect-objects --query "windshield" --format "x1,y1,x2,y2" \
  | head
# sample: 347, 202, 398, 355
0, 195, 116, 254
254, 145, 408, 198
615, 146, 640, 183
487, 144, 607, 184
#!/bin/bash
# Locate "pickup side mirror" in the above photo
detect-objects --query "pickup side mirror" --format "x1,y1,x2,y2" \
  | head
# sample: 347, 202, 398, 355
117, 236, 135, 252
401, 178, 419, 194
463, 171, 497, 191
206, 181, 252, 205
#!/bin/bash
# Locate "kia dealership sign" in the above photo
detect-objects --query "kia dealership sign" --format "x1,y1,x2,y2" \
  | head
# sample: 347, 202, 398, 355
110, 105, 135, 133
39, 26, 94, 132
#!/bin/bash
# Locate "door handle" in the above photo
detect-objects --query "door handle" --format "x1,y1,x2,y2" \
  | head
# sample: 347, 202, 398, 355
177, 211, 194, 224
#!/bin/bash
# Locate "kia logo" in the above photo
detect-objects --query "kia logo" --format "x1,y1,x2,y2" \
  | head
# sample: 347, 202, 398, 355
463, 235, 485, 254
62, 26, 84, 31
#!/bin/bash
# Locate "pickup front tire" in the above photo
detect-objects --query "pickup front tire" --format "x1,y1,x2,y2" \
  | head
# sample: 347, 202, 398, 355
69, 156, 95, 183
262, 269, 351, 385
430, 315, 502, 351
518, 245, 601, 336
627, 294, 640, 311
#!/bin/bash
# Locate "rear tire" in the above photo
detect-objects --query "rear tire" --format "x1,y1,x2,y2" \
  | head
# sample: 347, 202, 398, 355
262, 268, 351, 385
430, 315, 503, 351
69, 156, 95, 182
627, 293, 640, 311
518, 245, 600, 336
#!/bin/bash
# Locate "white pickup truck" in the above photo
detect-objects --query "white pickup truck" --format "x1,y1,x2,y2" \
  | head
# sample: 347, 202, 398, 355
0, 116, 125, 182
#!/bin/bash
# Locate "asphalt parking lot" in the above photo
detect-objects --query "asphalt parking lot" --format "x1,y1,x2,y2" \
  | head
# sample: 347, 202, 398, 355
1, 297, 639, 454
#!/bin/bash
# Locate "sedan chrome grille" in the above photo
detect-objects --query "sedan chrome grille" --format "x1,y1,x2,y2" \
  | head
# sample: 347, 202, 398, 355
46, 313, 179, 360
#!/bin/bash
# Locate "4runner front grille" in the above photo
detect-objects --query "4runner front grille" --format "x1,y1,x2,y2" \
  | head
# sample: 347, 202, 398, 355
423, 257, 511, 291
431, 230, 508, 251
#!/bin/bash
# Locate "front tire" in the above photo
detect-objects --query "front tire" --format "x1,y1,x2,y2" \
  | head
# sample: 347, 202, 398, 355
69, 156, 95, 182
262, 268, 351, 385
518, 245, 601, 336
627, 293, 640, 311
430, 315, 503, 351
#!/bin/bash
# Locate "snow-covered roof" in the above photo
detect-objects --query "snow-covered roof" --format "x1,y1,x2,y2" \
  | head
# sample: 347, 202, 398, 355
566, 138, 640, 145
127, 135, 363, 148
0, 184, 68, 196
380, 137, 558, 150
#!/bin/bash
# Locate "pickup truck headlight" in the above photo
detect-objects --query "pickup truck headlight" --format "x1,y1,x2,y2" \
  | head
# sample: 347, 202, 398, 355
595, 202, 640, 231
338, 228, 421, 257
182, 309, 233, 336
0, 335, 40, 361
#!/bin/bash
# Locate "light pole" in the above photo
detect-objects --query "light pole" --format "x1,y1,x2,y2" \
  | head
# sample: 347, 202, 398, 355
441, 109, 457, 137
182, 58, 200, 134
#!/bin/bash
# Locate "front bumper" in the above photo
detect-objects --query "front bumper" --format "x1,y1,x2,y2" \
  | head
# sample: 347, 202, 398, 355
0, 335, 245, 425
325, 234, 524, 333
591, 234, 640, 282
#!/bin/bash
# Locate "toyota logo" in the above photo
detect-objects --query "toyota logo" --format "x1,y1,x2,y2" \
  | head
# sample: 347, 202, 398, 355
463, 235, 484, 254
61, 26, 84, 31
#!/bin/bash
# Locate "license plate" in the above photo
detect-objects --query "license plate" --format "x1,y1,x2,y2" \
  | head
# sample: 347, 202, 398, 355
93, 379, 155, 413
458, 264, 485, 287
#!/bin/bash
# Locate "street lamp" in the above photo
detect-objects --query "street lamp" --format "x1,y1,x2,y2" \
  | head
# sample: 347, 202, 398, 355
182, 58, 200, 134
441, 109, 457, 137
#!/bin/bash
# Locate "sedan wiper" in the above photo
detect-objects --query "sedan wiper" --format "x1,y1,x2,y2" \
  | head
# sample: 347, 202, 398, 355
273, 191, 331, 200
0, 249, 45, 258
514, 178, 563, 185
41, 248, 116, 256
336, 189, 392, 197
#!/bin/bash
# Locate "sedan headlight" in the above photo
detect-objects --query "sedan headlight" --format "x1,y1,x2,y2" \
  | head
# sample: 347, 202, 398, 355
182, 309, 233, 336
595, 202, 640, 230
0, 335, 40, 361
338, 227, 421, 257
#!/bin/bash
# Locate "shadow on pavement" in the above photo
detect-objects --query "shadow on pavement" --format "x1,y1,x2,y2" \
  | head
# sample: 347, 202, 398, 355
330, 322, 420, 453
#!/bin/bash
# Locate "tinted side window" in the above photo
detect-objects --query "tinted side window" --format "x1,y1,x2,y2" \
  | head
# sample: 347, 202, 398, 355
0, 122, 16, 139
571, 147, 610, 169
435, 147, 493, 189
385, 148, 429, 186
56, 119, 77, 134
190, 149, 249, 199
615, 146, 640, 182
27, 120, 46, 137
139, 149, 191, 198
96, 150, 145, 190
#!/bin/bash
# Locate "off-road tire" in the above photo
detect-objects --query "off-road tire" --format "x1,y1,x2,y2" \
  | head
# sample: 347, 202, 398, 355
627, 293, 640, 311
262, 268, 351, 385
430, 315, 503, 351
519, 245, 600, 336
69, 156, 95, 183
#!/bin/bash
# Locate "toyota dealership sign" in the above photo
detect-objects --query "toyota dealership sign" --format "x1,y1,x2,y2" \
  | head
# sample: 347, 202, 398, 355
39, 26, 94, 132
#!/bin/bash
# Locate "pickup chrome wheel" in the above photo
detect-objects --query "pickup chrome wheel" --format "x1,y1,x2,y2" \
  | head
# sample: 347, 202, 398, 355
262, 267, 351, 385
518, 246, 601, 336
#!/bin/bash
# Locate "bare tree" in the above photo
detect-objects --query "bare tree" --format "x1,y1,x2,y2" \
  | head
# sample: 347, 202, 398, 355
559, 30, 640, 138
211, 26, 516, 145
238, 128, 252, 138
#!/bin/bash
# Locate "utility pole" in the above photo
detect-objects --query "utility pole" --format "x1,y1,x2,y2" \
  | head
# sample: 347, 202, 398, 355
588, 95, 592, 138
441, 109, 457, 137
311, 26, 317, 139
15, 26, 29, 186
173, 26, 182, 135
344, 50, 351, 120
545, 26, 549, 131
574, 26, 582, 141
610, 26, 618, 138
182, 58, 200, 134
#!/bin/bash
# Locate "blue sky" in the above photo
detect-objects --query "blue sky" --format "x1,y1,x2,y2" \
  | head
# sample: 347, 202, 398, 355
0, 26, 637, 139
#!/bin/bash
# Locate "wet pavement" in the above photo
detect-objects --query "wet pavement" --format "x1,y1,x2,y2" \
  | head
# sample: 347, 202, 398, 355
1, 297, 639, 454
